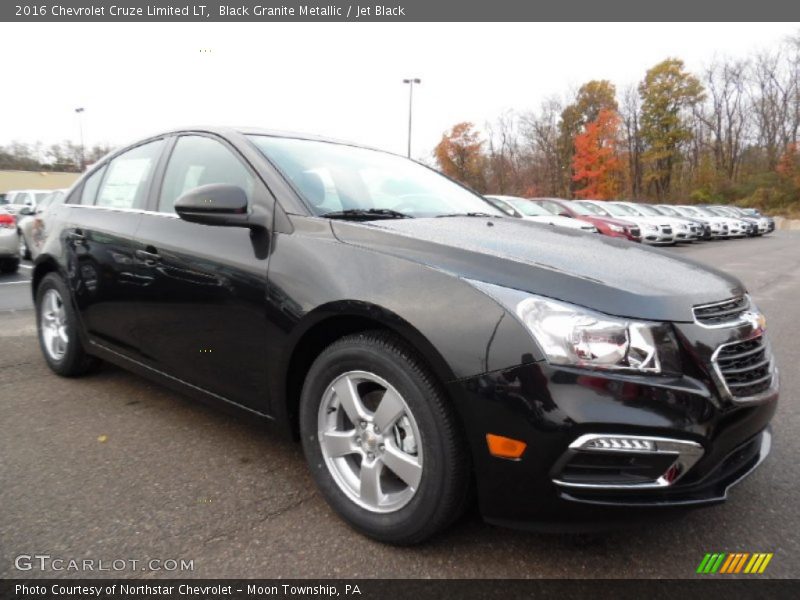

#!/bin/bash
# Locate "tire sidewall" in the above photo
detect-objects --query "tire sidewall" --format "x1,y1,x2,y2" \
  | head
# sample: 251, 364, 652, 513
300, 338, 451, 542
36, 273, 85, 375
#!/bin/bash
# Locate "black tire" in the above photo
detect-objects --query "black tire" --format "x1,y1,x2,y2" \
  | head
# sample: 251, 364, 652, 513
299, 330, 470, 545
19, 233, 31, 260
35, 272, 98, 376
0, 258, 19, 273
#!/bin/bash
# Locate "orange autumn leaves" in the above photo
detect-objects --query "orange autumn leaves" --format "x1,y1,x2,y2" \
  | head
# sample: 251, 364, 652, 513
571, 108, 624, 200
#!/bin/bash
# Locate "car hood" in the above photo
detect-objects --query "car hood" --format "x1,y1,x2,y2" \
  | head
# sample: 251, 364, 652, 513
331, 217, 744, 322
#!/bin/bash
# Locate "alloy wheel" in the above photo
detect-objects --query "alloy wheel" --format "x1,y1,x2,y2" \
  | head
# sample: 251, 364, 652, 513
318, 371, 423, 513
40, 288, 69, 361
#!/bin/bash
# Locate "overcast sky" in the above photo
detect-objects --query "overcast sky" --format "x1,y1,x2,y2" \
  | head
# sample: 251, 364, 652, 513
1, 22, 797, 159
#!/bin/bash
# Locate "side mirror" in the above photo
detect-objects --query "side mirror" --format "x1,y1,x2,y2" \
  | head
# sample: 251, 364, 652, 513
18, 206, 34, 216
174, 184, 250, 227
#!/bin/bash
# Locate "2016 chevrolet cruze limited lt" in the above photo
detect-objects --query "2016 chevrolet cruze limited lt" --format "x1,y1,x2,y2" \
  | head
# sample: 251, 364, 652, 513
33, 128, 778, 544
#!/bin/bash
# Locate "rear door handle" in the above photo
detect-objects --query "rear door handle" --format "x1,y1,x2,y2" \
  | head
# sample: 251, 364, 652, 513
68, 229, 86, 242
135, 248, 161, 266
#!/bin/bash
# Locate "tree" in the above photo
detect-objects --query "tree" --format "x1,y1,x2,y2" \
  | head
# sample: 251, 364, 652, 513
572, 109, 624, 199
559, 80, 618, 196
433, 122, 487, 192
638, 58, 705, 199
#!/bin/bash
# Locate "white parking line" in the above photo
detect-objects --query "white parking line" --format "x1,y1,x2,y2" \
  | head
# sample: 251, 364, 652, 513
0, 281, 29, 286
18, 264, 32, 270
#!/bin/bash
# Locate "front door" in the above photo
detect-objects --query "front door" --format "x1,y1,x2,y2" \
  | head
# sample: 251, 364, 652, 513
133, 134, 273, 414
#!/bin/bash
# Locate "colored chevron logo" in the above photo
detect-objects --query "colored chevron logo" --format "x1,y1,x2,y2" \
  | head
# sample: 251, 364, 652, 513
696, 552, 774, 574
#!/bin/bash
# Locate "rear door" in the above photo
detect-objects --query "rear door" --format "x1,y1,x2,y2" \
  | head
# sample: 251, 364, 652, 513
63, 138, 166, 357
132, 133, 274, 413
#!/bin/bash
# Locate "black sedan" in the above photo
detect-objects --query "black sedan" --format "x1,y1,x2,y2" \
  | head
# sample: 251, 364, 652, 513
31, 127, 779, 543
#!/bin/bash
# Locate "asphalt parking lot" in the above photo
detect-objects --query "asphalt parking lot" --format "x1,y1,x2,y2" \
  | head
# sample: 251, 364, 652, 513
1, 232, 799, 579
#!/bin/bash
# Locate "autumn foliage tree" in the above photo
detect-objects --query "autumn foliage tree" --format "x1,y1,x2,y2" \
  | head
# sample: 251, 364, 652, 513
433, 122, 487, 192
571, 109, 623, 199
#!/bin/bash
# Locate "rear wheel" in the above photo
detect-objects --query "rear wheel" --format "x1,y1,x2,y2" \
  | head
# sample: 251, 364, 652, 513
299, 331, 470, 544
35, 272, 98, 376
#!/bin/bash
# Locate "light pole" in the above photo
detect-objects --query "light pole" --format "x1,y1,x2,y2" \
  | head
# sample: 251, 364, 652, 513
402, 78, 421, 158
74, 107, 85, 169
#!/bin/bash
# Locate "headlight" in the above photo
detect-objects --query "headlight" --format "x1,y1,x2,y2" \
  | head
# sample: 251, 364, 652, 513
644, 224, 658, 232
468, 281, 678, 374
608, 224, 624, 233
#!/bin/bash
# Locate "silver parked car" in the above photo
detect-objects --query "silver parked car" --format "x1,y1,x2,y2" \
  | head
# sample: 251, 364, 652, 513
0, 207, 20, 273
17, 189, 67, 260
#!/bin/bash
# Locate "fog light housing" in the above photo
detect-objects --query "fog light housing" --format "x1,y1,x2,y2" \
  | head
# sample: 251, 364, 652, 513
552, 434, 704, 489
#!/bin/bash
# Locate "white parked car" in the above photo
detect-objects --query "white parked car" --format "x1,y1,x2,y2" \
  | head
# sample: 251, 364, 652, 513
4, 189, 52, 216
574, 200, 674, 245
672, 205, 730, 238
691, 206, 747, 237
485, 195, 598, 233
0, 208, 20, 273
614, 201, 699, 242
17, 189, 67, 260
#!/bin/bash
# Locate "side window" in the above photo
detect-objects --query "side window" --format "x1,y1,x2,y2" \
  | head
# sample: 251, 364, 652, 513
96, 140, 164, 210
158, 136, 255, 213
79, 166, 106, 205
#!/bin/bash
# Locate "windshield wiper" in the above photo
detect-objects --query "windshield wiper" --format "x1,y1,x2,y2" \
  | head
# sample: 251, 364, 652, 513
436, 212, 499, 218
320, 208, 412, 221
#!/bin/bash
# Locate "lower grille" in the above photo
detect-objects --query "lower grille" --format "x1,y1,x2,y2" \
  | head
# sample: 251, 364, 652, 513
713, 335, 773, 398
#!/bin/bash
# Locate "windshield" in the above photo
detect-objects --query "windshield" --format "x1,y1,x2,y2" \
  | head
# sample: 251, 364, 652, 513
485, 197, 519, 217
248, 136, 503, 218
562, 201, 592, 216
695, 207, 720, 217
655, 205, 678, 216
607, 203, 640, 217
678, 206, 700, 216
631, 203, 661, 216
502, 198, 551, 217
575, 201, 608, 216
34, 192, 49, 203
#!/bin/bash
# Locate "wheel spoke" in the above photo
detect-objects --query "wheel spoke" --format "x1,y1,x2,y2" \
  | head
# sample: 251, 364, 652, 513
332, 375, 368, 423
320, 430, 358, 458
372, 388, 406, 433
382, 442, 423, 490
359, 459, 383, 506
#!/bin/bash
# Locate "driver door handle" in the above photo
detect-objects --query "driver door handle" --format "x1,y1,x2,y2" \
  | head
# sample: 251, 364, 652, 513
135, 247, 161, 266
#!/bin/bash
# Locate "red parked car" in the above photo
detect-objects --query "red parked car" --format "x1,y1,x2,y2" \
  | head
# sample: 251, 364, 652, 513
533, 198, 642, 242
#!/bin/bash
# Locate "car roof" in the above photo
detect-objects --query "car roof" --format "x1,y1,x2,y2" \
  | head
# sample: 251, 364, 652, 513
144, 125, 383, 152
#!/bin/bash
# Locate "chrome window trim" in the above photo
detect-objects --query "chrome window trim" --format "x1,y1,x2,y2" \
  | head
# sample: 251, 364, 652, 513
552, 434, 704, 490
66, 204, 179, 219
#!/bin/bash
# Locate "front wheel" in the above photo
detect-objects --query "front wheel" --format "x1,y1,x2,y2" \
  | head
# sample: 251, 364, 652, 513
35, 272, 98, 376
299, 331, 470, 544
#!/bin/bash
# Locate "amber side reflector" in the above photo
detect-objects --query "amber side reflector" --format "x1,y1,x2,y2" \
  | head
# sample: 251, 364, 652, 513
486, 434, 527, 459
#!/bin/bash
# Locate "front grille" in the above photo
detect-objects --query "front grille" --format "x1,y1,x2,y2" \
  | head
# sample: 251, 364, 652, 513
714, 335, 773, 398
693, 296, 748, 326
662, 227, 673, 234
630, 227, 640, 237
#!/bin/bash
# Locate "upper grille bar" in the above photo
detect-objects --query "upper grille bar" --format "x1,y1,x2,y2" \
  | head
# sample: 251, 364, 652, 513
693, 296, 749, 327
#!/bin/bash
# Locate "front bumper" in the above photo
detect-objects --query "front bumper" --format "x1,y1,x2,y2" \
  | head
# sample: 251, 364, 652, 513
447, 328, 778, 529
